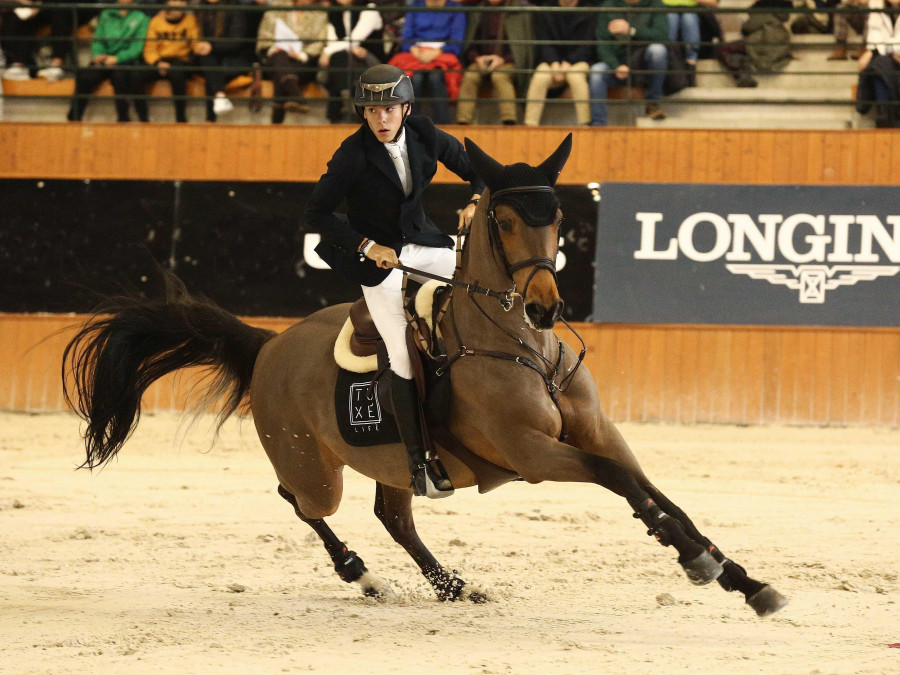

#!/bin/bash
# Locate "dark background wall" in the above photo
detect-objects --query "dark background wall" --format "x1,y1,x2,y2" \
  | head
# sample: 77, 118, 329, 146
0, 180, 597, 318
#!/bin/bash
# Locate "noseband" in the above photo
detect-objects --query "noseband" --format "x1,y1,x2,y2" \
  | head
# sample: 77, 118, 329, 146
487, 186, 559, 300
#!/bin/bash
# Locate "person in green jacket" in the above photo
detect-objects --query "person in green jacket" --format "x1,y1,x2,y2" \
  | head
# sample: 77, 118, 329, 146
67, 0, 149, 122
588, 0, 669, 125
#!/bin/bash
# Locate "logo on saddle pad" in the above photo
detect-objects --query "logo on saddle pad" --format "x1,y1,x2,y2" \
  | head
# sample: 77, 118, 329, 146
349, 381, 383, 431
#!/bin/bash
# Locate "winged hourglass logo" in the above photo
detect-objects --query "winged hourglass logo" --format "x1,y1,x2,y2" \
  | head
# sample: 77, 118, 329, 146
724, 264, 900, 303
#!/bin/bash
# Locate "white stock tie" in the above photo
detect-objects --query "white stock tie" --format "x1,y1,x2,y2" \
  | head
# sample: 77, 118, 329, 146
386, 143, 410, 196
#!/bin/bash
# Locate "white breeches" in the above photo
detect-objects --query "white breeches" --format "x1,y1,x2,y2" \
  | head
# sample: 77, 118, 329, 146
361, 243, 456, 380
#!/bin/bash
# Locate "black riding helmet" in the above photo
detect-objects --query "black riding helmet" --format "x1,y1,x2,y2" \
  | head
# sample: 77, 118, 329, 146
354, 65, 415, 140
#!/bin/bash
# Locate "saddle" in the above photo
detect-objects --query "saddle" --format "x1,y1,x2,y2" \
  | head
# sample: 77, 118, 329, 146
333, 281, 520, 493
335, 279, 449, 374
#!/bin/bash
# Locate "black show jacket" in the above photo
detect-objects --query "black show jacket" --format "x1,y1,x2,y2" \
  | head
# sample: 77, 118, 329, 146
305, 116, 485, 286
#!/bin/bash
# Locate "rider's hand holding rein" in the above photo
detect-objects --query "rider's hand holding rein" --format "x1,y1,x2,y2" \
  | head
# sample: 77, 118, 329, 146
365, 243, 400, 269
458, 194, 480, 233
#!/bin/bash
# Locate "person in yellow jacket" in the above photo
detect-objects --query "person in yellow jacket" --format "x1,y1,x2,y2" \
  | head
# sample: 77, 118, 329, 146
133, 0, 203, 122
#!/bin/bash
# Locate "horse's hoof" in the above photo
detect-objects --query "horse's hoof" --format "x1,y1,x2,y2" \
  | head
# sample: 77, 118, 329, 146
465, 588, 489, 604
747, 585, 789, 617
357, 571, 397, 601
681, 550, 724, 586
430, 572, 466, 602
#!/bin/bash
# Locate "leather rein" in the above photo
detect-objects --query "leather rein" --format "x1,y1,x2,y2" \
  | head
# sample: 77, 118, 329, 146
399, 185, 587, 441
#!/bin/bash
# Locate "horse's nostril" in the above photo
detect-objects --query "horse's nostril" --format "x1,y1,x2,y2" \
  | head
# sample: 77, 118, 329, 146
525, 303, 544, 325
550, 300, 564, 323
526, 302, 562, 329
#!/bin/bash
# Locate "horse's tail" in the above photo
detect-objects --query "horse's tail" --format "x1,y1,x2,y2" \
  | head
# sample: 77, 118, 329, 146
62, 273, 277, 470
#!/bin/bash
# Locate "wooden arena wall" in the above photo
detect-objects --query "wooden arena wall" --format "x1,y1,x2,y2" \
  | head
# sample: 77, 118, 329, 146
2, 123, 900, 184
3, 314, 898, 426
2, 124, 899, 425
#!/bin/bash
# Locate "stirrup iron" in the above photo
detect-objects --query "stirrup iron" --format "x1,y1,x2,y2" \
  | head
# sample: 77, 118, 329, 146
412, 458, 454, 499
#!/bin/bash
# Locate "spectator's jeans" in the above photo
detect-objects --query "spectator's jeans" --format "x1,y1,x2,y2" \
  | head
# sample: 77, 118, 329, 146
456, 62, 517, 123
524, 61, 590, 126
132, 61, 194, 123
589, 45, 667, 126
872, 77, 891, 103
411, 69, 450, 124
67, 62, 139, 122
668, 12, 700, 63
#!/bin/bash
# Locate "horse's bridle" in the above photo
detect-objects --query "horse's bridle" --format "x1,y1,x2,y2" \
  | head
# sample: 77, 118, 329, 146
486, 185, 560, 302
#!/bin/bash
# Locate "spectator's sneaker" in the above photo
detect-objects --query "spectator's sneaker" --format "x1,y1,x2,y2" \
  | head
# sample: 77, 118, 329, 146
3, 65, 31, 81
213, 96, 234, 115
736, 73, 758, 88
37, 66, 65, 82
645, 103, 666, 121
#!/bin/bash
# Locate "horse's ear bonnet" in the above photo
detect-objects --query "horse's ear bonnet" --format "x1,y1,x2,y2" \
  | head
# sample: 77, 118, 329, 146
464, 134, 572, 228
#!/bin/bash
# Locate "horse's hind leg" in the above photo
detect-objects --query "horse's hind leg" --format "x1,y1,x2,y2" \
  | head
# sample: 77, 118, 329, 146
641, 483, 789, 617
374, 482, 486, 603
276, 485, 395, 600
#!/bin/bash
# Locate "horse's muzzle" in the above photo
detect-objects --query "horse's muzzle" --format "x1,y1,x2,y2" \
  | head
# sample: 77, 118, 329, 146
525, 299, 564, 330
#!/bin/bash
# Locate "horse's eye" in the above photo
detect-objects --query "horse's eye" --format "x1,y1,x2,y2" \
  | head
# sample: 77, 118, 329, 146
498, 219, 513, 233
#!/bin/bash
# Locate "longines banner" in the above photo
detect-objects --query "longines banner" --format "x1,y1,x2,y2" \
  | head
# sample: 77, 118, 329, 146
592, 183, 900, 326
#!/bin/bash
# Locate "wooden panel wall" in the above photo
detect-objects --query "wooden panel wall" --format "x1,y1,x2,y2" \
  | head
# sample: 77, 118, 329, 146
3, 314, 897, 426
2, 125, 898, 425
2, 124, 900, 185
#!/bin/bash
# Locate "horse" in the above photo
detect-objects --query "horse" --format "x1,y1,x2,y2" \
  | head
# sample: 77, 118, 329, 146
62, 134, 788, 616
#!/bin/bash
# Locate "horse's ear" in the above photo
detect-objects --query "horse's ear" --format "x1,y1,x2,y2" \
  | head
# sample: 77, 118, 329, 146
465, 137, 505, 190
537, 133, 573, 186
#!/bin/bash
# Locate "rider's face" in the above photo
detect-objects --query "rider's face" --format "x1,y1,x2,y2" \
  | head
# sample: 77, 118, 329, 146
364, 104, 405, 143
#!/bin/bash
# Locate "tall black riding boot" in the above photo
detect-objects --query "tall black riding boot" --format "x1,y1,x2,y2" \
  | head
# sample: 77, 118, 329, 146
391, 375, 454, 498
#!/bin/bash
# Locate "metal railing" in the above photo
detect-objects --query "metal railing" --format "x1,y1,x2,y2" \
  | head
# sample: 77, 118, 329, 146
0, 2, 891, 125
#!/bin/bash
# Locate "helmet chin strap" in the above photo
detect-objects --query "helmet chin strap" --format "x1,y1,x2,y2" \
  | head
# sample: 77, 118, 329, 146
389, 103, 412, 143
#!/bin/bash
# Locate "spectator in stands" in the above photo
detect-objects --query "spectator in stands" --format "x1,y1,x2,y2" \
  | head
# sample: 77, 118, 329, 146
133, 0, 204, 123
713, 0, 792, 88
455, 0, 533, 125
662, 0, 718, 82
256, 0, 330, 124
856, 0, 900, 127
0, 0, 78, 81
196, 0, 250, 121
588, 0, 669, 125
388, 0, 466, 124
319, 0, 385, 124
828, 0, 868, 60
523, 0, 595, 126
66, 0, 149, 122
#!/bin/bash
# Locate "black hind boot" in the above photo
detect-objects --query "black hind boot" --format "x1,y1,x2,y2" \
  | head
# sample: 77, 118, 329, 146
391, 375, 454, 498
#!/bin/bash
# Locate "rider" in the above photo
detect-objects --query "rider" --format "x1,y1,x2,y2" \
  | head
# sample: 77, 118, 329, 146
305, 63, 485, 498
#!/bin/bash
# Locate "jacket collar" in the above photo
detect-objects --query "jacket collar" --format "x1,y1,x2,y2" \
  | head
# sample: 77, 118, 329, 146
364, 121, 419, 195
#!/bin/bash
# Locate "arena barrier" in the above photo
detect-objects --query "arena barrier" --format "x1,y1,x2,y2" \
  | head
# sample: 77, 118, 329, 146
2, 314, 897, 426
1, 125, 898, 424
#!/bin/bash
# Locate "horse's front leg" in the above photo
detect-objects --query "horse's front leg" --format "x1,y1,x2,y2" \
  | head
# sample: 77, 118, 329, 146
494, 426, 725, 588
555, 385, 788, 616
374, 482, 487, 603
